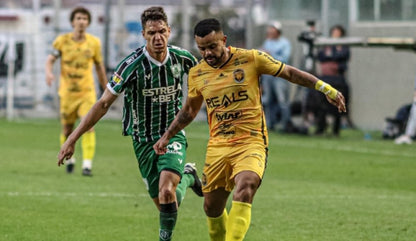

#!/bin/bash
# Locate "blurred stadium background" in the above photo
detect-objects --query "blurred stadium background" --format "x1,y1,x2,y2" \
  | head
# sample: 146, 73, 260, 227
1, 0, 416, 129
1, 1, 416, 241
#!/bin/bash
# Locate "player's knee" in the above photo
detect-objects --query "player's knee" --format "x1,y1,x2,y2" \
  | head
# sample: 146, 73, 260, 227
158, 187, 176, 203
233, 180, 259, 202
204, 201, 223, 217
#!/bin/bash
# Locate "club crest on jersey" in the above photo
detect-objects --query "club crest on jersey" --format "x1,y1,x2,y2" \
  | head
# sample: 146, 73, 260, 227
170, 64, 181, 79
233, 69, 245, 83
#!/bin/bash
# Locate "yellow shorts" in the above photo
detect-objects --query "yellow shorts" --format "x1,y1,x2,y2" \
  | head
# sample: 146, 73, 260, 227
60, 93, 96, 125
201, 143, 268, 193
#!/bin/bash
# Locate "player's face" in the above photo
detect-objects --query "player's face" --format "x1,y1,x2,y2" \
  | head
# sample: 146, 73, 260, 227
71, 13, 90, 31
195, 31, 227, 68
142, 20, 171, 56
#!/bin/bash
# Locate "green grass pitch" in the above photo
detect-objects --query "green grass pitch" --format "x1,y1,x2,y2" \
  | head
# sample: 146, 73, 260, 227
0, 118, 415, 241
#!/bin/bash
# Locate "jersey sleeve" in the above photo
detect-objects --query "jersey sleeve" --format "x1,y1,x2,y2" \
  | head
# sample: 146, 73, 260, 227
187, 67, 201, 98
254, 50, 285, 77
107, 63, 130, 95
51, 35, 63, 58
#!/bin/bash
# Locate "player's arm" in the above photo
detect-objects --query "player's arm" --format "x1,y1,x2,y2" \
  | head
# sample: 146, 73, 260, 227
153, 95, 204, 155
279, 65, 346, 113
95, 62, 108, 90
58, 88, 117, 165
45, 54, 58, 86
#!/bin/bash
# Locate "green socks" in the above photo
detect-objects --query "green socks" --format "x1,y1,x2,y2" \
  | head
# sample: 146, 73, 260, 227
159, 202, 178, 241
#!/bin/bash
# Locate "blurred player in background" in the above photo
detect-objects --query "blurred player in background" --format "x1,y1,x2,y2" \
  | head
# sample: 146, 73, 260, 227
154, 18, 346, 241
395, 77, 416, 144
45, 6, 107, 176
58, 6, 202, 241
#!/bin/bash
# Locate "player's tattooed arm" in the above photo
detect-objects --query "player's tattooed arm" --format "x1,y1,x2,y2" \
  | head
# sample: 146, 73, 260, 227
165, 95, 204, 139
279, 65, 318, 89
167, 109, 194, 137
154, 95, 204, 155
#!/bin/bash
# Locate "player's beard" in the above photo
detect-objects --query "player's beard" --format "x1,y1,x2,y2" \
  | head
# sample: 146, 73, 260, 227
205, 50, 225, 68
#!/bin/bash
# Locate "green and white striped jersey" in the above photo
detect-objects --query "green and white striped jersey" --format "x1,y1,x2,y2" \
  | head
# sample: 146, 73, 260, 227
107, 45, 198, 143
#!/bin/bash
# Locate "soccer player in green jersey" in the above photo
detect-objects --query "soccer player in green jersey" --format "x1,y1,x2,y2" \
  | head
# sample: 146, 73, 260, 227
58, 6, 202, 241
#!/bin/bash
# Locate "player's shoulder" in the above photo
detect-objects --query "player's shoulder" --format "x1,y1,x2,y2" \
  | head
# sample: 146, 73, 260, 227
231, 46, 258, 57
168, 45, 196, 59
85, 33, 101, 43
118, 46, 146, 67
55, 32, 71, 42
231, 46, 264, 62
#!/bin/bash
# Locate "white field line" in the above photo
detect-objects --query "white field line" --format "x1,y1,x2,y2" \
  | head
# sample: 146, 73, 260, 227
1, 191, 147, 198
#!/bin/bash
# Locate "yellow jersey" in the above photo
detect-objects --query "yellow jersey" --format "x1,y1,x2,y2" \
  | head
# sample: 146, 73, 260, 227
188, 46, 285, 146
52, 32, 103, 97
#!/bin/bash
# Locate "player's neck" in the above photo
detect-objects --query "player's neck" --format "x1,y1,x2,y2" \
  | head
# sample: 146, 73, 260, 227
72, 30, 86, 42
147, 48, 168, 63
216, 47, 230, 68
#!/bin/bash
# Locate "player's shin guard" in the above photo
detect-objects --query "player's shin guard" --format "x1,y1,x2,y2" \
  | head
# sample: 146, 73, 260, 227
159, 202, 178, 241
226, 201, 252, 241
207, 209, 228, 241
81, 131, 96, 167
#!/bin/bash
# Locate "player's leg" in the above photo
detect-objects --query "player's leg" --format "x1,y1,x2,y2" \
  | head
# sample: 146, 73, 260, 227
78, 93, 97, 175
226, 145, 267, 241
60, 96, 78, 173
204, 188, 230, 241
176, 163, 203, 204
203, 146, 230, 241
226, 171, 261, 241
158, 170, 181, 241
156, 134, 201, 241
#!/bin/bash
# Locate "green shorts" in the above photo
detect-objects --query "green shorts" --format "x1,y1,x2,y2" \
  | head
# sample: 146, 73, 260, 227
132, 133, 187, 198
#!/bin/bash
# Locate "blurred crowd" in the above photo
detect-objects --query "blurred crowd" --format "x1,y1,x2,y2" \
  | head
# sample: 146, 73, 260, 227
260, 20, 353, 137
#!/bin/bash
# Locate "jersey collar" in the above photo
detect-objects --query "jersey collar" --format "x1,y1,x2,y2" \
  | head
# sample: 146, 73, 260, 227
216, 46, 234, 69
144, 47, 170, 66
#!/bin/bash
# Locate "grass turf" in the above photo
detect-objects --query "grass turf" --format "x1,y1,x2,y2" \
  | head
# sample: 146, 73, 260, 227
0, 118, 415, 241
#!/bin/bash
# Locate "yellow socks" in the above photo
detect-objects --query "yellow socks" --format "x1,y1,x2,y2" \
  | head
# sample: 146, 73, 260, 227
226, 201, 252, 241
207, 209, 228, 241
81, 131, 96, 169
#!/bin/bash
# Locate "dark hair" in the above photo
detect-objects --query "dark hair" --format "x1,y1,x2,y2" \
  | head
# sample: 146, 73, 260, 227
141, 6, 168, 29
330, 24, 346, 37
194, 18, 222, 37
70, 7, 91, 24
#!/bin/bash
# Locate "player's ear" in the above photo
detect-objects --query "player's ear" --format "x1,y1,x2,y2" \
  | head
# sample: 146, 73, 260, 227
223, 35, 227, 44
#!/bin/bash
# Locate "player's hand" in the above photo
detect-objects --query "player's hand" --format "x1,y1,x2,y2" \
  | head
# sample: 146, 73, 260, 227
57, 141, 75, 166
46, 72, 55, 86
153, 137, 169, 155
326, 92, 347, 113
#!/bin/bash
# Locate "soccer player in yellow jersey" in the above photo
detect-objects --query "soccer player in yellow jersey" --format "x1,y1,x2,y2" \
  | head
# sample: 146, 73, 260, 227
154, 18, 346, 241
45, 7, 107, 176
